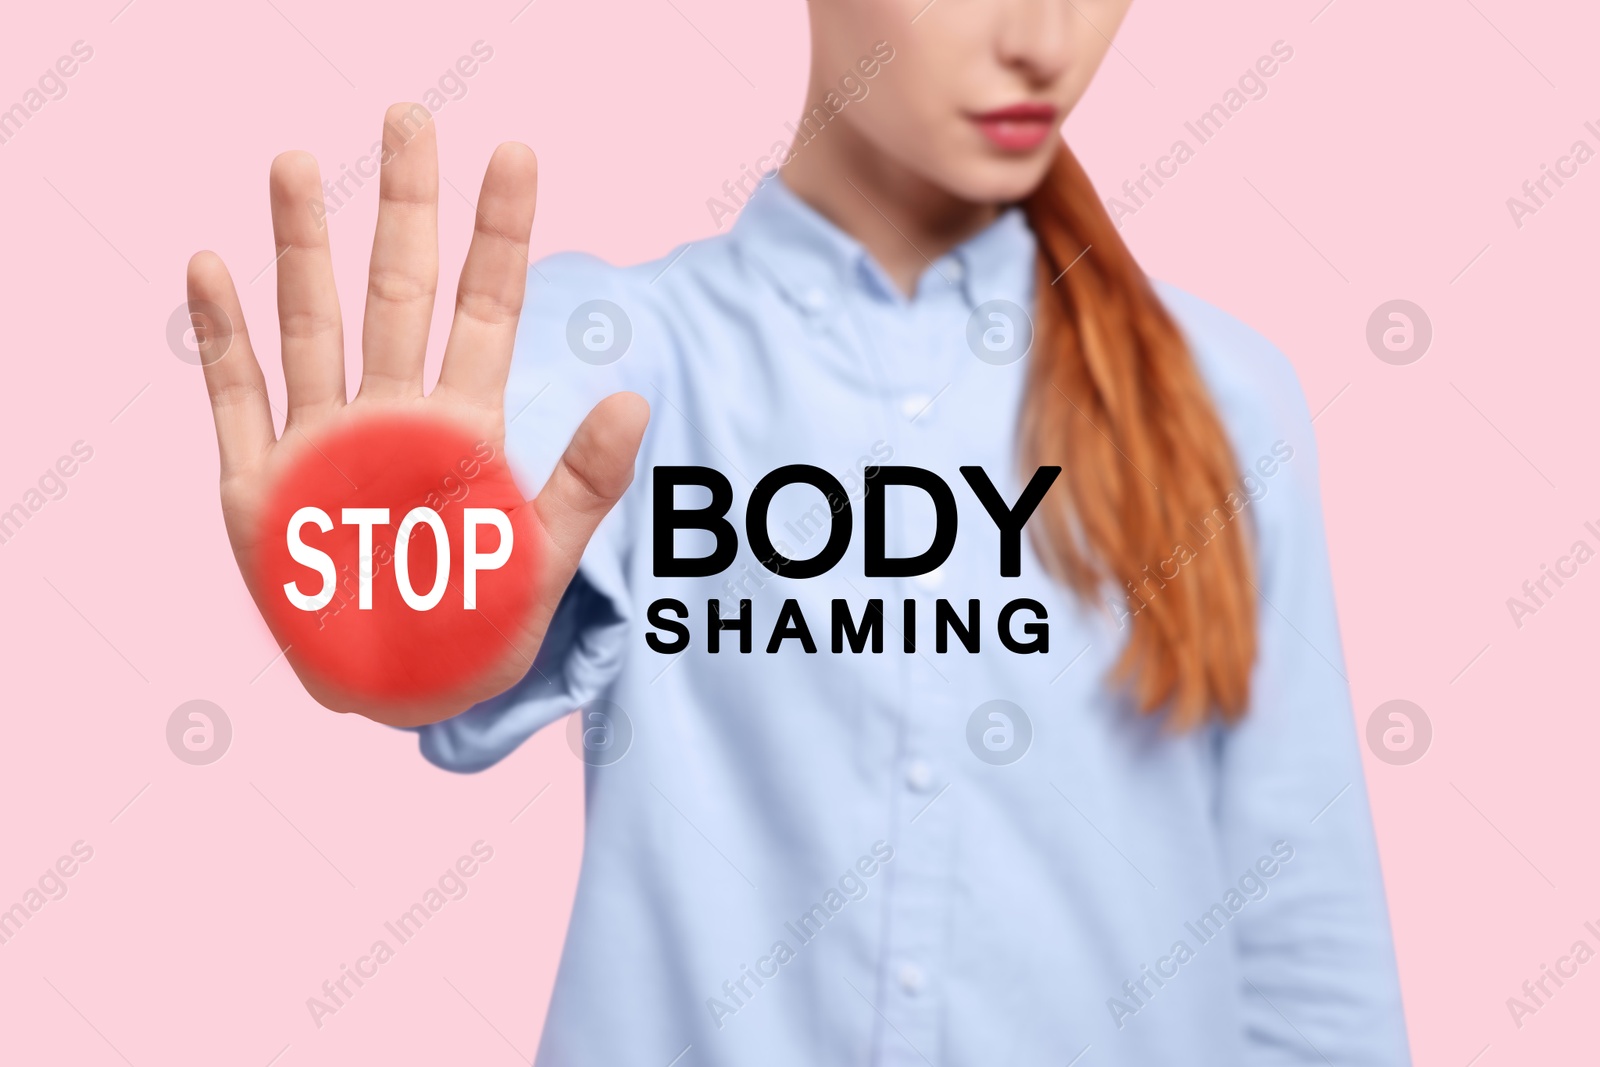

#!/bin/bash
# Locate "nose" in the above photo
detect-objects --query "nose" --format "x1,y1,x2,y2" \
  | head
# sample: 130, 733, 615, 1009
995, 0, 1077, 85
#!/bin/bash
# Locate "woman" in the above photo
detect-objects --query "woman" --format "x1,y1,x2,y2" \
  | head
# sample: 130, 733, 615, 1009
187, 0, 1410, 1062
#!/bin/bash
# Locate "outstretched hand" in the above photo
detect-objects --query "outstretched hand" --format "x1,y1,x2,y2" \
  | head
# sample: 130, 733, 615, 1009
186, 104, 648, 726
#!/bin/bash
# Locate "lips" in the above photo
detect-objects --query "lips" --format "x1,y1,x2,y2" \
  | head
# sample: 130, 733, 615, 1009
970, 103, 1059, 152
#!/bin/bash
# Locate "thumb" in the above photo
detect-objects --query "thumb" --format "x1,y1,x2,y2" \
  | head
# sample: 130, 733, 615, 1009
531, 391, 651, 581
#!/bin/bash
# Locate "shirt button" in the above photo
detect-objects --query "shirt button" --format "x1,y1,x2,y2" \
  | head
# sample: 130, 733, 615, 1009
898, 963, 926, 994
905, 759, 934, 791
802, 287, 829, 313
942, 257, 965, 284
913, 566, 944, 591
900, 392, 934, 421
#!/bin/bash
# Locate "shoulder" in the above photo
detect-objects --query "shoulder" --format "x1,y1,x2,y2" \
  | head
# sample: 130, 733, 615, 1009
1152, 279, 1317, 472
511, 233, 761, 388
500, 234, 744, 486
1151, 280, 1331, 579
520, 231, 747, 360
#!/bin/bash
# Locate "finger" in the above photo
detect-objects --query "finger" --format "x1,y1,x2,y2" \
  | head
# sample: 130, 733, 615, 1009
187, 251, 276, 479
532, 392, 650, 576
358, 103, 439, 402
270, 150, 346, 428
435, 142, 537, 411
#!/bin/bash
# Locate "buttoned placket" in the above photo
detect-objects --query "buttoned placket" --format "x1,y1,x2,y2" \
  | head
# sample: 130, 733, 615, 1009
855, 252, 974, 1067
750, 215, 1017, 1064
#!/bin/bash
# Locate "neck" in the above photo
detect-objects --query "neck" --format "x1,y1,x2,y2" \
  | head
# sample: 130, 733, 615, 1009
780, 98, 999, 297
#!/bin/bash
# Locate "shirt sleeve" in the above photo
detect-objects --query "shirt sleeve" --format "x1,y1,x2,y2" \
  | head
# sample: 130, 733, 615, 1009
412, 252, 653, 773
1193, 311, 1411, 1064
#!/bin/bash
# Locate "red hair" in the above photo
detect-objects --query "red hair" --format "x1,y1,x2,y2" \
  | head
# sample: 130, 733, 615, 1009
1021, 145, 1256, 729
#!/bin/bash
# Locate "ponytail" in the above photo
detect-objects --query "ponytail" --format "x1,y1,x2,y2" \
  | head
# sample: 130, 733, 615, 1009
1021, 144, 1256, 729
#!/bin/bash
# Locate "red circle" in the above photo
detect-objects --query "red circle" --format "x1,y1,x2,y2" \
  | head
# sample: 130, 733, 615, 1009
255, 414, 538, 704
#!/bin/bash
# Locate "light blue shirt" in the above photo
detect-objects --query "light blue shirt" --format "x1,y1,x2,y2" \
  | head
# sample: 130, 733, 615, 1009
416, 177, 1410, 1065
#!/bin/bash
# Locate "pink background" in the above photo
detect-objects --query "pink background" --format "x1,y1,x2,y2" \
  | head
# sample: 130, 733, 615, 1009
1, 0, 1595, 1063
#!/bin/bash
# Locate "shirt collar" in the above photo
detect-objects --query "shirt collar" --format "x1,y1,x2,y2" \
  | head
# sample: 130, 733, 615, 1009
733, 173, 1037, 315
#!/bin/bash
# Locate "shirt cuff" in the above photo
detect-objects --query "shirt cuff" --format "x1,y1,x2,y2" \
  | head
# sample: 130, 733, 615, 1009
409, 567, 628, 773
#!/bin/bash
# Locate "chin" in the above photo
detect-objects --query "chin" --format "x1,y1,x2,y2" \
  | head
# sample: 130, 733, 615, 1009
940, 153, 1058, 206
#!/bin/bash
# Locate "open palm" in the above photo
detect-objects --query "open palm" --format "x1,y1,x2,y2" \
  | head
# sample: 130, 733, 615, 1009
186, 103, 648, 727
